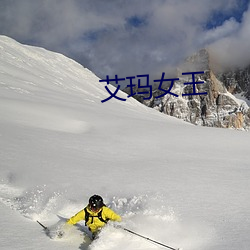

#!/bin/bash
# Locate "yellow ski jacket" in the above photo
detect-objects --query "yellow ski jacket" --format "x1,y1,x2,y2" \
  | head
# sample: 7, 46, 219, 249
67, 206, 121, 233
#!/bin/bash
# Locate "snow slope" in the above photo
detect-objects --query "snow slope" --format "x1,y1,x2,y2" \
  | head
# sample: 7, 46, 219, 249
0, 36, 249, 250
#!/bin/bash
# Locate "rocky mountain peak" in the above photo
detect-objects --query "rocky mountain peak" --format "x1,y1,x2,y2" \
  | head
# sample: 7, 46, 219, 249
124, 48, 250, 130
179, 48, 211, 72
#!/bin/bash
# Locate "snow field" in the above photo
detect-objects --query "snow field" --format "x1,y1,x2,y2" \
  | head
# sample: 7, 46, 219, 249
0, 178, 214, 250
0, 36, 250, 250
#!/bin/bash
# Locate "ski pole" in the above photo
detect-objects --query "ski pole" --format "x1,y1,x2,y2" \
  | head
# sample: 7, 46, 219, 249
37, 220, 48, 231
122, 227, 180, 250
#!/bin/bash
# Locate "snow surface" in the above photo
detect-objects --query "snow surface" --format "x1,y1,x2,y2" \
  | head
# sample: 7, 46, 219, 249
0, 35, 250, 250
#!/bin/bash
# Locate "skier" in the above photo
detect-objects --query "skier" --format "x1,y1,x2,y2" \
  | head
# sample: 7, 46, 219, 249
66, 194, 121, 239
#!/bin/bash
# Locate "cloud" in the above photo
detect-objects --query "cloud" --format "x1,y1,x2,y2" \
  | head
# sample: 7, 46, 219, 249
201, 18, 240, 45
209, 3, 250, 68
0, 0, 249, 82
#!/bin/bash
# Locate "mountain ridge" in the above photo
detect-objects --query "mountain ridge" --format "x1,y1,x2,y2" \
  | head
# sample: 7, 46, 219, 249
124, 48, 250, 130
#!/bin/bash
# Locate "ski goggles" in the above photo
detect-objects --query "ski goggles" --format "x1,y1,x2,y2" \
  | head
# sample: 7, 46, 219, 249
89, 205, 101, 212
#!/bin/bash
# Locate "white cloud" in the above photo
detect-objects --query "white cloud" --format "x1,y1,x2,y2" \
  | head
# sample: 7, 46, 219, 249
209, 4, 250, 68
201, 18, 240, 45
0, 0, 248, 78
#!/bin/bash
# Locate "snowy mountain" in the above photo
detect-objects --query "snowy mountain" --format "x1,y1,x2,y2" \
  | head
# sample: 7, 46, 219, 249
0, 36, 250, 250
217, 65, 250, 102
125, 49, 250, 130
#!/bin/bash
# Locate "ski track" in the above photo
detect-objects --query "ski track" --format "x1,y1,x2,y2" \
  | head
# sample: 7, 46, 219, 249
0, 181, 212, 250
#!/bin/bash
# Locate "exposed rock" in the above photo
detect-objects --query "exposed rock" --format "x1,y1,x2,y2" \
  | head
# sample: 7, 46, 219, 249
124, 49, 250, 130
217, 65, 250, 100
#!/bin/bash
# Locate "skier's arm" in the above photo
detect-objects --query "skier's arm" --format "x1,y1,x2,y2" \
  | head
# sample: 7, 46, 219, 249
67, 209, 85, 225
104, 207, 122, 222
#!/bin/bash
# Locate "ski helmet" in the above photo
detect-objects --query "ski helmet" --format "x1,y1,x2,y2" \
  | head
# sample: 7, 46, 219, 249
89, 195, 104, 210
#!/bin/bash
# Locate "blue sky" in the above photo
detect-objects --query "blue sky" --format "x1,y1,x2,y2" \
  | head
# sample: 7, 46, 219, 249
206, 0, 249, 28
0, 0, 249, 80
